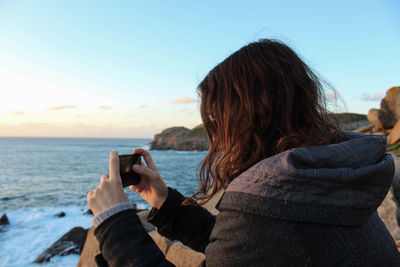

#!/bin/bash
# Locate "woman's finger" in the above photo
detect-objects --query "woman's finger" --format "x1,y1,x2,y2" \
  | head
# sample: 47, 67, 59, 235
133, 148, 156, 170
99, 174, 109, 186
109, 151, 120, 180
87, 190, 94, 200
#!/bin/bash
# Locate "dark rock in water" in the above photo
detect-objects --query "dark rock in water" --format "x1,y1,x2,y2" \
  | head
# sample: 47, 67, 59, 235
150, 125, 209, 151
33, 226, 88, 263
0, 214, 9, 225
55, 211, 66, 218
85, 209, 93, 215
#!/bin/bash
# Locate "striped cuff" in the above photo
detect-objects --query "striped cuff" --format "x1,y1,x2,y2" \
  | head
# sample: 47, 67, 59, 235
92, 202, 134, 227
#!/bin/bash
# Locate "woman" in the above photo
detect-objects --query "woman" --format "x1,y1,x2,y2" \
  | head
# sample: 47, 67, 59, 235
87, 39, 400, 266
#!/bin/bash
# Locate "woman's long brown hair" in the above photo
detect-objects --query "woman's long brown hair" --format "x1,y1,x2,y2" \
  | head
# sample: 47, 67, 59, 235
189, 39, 345, 204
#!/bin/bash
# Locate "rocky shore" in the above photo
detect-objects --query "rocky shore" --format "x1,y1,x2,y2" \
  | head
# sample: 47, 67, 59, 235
150, 113, 371, 152
353, 87, 400, 154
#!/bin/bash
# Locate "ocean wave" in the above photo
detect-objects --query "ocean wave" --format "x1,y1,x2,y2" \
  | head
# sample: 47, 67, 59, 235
141, 144, 151, 150
0, 206, 92, 267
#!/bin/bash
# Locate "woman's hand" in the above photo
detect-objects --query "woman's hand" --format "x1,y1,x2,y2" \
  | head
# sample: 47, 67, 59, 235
129, 148, 168, 209
87, 151, 129, 216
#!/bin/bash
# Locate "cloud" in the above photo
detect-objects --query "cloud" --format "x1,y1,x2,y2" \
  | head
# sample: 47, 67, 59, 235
361, 93, 383, 102
98, 105, 113, 110
8, 110, 24, 115
170, 97, 196, 104
47, 105, 77, 111
139, 104, 149, 108
325, 90, 339, 100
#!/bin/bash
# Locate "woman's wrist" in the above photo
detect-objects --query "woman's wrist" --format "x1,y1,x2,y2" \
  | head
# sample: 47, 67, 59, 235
153, 189, 168, 209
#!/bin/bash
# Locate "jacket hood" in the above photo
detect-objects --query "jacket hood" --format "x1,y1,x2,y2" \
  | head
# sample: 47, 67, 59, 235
221, 132, 395, 226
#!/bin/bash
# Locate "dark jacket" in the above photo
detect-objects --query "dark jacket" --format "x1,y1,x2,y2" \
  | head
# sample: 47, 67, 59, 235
94, 133, 400, 266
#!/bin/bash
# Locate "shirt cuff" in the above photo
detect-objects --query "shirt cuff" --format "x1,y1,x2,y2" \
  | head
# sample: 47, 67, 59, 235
92, 202, 135, 227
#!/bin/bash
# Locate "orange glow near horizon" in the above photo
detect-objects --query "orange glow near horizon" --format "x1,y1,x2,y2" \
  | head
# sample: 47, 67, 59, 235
0, 66, 201, 138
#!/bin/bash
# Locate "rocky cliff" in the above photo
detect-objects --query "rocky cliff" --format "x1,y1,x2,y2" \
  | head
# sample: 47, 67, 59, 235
334, 113, 369, 131
150, 113, 369, 151
150, 125, 209, 151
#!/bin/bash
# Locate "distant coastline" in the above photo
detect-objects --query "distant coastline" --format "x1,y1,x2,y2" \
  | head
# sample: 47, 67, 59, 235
150, 113, 368, 151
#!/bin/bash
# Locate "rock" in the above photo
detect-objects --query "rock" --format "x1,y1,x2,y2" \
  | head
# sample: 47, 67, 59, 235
378, 190, 400, 243
0, 214, 9, 225
372, 126, 381, 133
392, 159, 400, 227
367, 109, 384, 130
34, 226, 88, 263
148, 231, 174, 255
333, 113, 369, 131
198, 189, 224, 216
378, 156, 400, 245
380, 87, 400, 125
165, 241, 205, 267
353, 124, 374, 133
137, 210, 156, 232
55, 211, 66, 217
150, 125, 209, 151
368, 87, 400, 129
388, 120, 400, 145
76, 227, 99, 267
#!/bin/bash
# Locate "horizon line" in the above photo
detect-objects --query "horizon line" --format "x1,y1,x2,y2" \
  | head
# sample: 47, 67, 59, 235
0, 136, 154, 139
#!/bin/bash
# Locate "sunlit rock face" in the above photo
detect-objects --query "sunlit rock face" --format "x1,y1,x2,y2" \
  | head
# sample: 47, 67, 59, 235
368, 87, 400, 130
150, 125, 209, 151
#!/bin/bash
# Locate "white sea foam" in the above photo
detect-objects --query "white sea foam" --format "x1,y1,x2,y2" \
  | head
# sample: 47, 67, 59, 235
141, 144, 151, 150
0, 206, 92, 267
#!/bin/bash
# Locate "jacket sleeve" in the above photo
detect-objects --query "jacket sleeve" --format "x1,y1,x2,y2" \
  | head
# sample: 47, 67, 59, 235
94, 209, 174, 267
94, 187, 216, 266
148, 187, 216, 253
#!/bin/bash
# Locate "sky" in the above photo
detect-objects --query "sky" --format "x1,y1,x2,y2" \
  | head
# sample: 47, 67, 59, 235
0, 0, 399, 138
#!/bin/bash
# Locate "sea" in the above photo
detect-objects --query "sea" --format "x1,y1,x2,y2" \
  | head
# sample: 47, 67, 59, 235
0, 137, 206, 266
